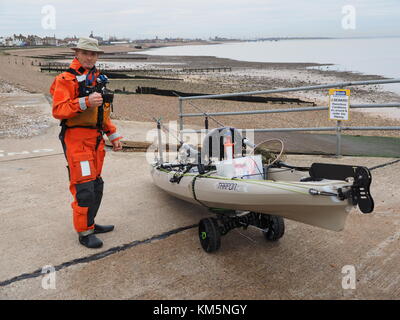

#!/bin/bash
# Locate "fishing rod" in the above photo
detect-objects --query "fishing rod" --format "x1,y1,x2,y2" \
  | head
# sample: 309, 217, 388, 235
151, 116, 201, 165
151, 116, 183, 145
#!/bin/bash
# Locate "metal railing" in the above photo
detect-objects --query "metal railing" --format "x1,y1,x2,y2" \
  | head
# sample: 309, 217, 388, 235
177, 78, 400, 157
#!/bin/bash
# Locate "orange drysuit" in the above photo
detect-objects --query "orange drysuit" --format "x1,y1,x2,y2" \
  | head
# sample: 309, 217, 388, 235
50, 58, 122, 235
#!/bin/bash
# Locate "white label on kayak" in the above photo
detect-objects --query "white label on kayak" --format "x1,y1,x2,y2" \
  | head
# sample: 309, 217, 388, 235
80, 161, 91, 177
217, 182, 238, 191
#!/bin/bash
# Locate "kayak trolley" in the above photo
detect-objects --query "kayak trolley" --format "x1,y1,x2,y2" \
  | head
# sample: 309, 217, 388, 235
198, 210, 285, 253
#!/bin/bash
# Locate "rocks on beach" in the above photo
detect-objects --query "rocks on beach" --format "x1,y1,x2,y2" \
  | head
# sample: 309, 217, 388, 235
0, 79, 26, 95
0, 78, 56, 138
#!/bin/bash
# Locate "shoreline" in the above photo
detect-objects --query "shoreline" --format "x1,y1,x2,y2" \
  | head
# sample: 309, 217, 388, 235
121, 51, 400, 121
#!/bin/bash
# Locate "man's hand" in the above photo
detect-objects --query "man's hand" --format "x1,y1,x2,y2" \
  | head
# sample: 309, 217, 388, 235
111, 139, 123, 151
88, 92, 103, 107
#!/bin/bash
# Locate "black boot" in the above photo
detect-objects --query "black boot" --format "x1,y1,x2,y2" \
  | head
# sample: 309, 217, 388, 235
94, 224, 114, 234
79, 234, 103, 249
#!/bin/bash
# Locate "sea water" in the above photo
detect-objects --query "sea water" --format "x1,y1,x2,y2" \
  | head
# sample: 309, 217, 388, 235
134, 37, 400, 94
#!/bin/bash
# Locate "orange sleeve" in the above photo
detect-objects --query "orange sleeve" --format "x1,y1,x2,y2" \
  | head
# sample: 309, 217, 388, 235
50, 74, 89, 120
104, 118, 123, 142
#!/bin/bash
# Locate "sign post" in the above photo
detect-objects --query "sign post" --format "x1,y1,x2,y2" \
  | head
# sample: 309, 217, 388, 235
329, 89, 350, 157
336, 120, 342, 157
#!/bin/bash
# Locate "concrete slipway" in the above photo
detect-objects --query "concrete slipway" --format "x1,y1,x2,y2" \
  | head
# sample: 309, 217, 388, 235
0, 94, 399, 299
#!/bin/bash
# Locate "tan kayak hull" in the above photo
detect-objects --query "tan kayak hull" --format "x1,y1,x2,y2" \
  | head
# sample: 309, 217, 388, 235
151, 166, 354, 232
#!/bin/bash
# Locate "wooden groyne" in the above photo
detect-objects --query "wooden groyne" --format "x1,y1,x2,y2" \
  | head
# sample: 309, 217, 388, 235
39, 65, 232, 74
28, 53, 148, 60
182, 67, 231, 73
124, 86, 316, 105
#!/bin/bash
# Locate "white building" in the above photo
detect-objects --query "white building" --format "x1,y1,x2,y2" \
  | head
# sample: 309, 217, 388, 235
25, 35, 43, 46
64, 37, 79, 46
12, 34, 27, 46
43, 36, 58, 46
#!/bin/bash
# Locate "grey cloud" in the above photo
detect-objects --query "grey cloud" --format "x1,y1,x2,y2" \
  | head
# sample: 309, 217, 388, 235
0, 0, 399, 38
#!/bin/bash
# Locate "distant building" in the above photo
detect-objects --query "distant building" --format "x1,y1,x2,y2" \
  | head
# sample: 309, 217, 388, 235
12, 34, 27, 46
64, 36, 79, 46
5, 37, 13, 46
89, 31, 104, 44
57, 39, 68, 46
26, 35, 43, 46
110, 41, 129, 45
211, 36, 239, 42
42, 36, 58, 46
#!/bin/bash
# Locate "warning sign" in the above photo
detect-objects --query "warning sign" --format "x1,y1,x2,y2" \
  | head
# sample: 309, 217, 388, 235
329, 89, 350, 121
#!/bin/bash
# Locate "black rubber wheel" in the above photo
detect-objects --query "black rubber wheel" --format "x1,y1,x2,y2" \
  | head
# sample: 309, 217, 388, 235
260, 214, 285, 241
198, 218, 221, 253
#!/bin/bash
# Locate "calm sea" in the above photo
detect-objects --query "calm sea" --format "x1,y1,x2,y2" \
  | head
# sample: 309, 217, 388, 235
134, 37, 400, 94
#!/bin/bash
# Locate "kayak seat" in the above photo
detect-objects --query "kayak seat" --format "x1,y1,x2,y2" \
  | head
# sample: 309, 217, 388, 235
309, 163, 356, 181
201, 127, 244, 163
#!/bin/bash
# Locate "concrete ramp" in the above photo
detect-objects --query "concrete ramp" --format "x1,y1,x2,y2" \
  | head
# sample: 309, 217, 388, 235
1, 94, 400, 299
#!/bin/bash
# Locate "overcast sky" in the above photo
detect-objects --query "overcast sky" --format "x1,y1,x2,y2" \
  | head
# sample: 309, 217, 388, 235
0, 0, 399, 39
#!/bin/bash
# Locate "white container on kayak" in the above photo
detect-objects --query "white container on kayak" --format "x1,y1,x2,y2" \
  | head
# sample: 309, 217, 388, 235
215, 155, 263, 180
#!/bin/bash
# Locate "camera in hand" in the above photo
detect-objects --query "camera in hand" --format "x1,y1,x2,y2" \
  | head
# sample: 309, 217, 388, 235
96, 74, 114, 104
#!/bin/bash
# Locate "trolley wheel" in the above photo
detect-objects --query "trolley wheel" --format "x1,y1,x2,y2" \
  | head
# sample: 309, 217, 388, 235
198, 217, 221, 253
260, 214, 285, 241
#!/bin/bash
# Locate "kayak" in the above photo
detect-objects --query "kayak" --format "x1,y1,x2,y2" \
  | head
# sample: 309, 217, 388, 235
150, 162, 372, 232
149, 125, 374, 252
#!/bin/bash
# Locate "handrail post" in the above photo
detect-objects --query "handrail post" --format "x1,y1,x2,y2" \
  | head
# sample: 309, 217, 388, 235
179, 99, 183, 142
336, 120, 342, 158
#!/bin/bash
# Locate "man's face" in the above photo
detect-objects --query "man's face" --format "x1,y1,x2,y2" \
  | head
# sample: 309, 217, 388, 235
75, 49, 99, 69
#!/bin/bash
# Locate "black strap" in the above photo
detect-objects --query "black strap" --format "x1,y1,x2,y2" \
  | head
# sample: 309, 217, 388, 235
58, 120, 68, 160
58, 120, 71, 181
66, 68, 79, 76
191, 175, 210, 209
95, 130, 103, 150
64, 125, 97, 129
97, 102, 104, 129
65, 68, 78, 76
66, 67, 86, 75
95, 99, 105, 150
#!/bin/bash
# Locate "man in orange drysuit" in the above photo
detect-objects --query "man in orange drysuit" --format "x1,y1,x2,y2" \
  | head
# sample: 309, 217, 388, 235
50, 37, 123, 248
